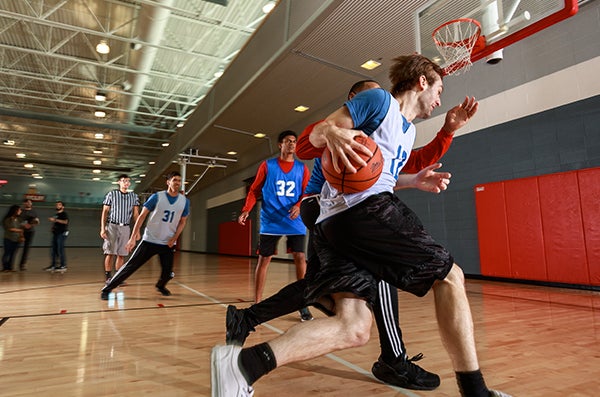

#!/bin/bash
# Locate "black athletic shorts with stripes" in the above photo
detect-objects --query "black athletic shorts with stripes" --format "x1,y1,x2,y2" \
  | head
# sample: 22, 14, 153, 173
306, 192, 454, 306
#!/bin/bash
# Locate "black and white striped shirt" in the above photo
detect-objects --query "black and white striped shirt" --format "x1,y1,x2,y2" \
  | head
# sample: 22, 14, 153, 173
103, 190, 140, 224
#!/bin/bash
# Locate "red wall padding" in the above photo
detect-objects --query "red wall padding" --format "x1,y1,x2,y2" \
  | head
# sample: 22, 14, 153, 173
218, 220, 251, 256
538, 172, 588, 284
475, 167, 600, 286
578, 168, 600, 285
474, 182, 511, 277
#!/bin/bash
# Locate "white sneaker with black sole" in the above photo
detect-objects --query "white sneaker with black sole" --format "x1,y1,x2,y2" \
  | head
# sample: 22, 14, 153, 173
211, 345, 254, 397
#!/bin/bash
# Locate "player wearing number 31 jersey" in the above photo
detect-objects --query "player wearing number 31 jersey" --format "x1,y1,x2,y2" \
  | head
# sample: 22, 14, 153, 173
101, 171, 190, 300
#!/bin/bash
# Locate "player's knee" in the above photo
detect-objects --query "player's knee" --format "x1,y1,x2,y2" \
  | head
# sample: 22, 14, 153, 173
436, 263, 465, 290
338, 310, 371, 347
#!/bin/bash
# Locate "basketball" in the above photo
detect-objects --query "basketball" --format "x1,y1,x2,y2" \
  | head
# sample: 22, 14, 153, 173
321, 135, 383, 193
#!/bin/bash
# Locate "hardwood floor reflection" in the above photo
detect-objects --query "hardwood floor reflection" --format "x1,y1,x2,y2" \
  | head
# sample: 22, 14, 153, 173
1, 248, 598, 396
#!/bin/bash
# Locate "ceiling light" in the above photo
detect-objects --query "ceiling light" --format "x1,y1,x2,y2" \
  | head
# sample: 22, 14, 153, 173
262, 1, 276, 14
135, 180, 141, 183
3, 140, 15, 146
93, 149, 103, 154
161, 142, 170, 147
16, 153, 26, 158
95, 133, 104, 139
361, 59, 381, 70
139, 174, 146, 178
93, 160, 102, 165
148, 161, 156, 165
177, 122, 184, 128
31, 173, 39, 177
121, 81, 132, 91
227, 151, 237, 155
24, 163, 34, 168
33, 175, 43, 179
294, 105, 310, 112
92, 169, 101, 174
254, 132, 266, 138
96, 40, 110, 54
92, 177, 101, 181
95, 91, 107, 101
94, 110, 106, 118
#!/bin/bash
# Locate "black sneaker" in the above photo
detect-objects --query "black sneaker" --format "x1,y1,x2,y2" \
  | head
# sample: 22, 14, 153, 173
371, 354, 440, 390
101, 290, 110, 300
299, 307, 314, 322
225, 305, 255, 346
156, 286, 171, 296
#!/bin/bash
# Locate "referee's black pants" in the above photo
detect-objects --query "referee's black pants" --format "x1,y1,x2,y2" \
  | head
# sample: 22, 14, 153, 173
102, 241, 174, 292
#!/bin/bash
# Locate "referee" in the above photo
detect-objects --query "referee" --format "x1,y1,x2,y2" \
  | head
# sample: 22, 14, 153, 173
100, 174, 140, 281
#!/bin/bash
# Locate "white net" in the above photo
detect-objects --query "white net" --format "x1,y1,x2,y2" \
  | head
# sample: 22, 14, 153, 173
433, 19, 481, 76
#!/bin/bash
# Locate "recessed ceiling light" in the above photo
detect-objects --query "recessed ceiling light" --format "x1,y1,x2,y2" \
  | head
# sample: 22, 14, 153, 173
148, 161, 156, 165
262, 1, 276, 14
16, 153, 26, 158
96, 40, 110, 54
95, 133, 104, 139
254, 132, 266, 138
24, 163, 34, 168
227, 151, 237, 155
94, 110, 106, 118
360, 59, 381, 70
95, 91, 107, 101
294, 105, 310, 112
161, 142, 170, 147
93, 160, 102, 165
92, 169, 101, 174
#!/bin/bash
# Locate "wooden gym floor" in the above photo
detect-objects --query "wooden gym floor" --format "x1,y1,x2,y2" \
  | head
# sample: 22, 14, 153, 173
1, 247, 598, 396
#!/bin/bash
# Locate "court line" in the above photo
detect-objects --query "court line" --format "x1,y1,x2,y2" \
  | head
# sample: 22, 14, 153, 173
176, 281, 420, 397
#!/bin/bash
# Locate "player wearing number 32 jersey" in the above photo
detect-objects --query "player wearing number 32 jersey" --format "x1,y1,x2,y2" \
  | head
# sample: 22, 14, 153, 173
101, 171, 190, 300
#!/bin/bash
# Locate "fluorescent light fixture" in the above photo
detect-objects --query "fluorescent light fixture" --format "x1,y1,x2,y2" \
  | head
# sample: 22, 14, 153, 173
24, 163, 34, 168
139, 174, 146, 177
93, 160, 102, 165
94, 110, 106, 118
294, 105, 310, 112
360, 59, 381, 70
3, 140, 15, 146
161, 142, 170, 147
254, 132, 266, 138
92, 177, 100, 181
33, 175, 43, 179
214, 70, 224, 78
16, 153, 26, 158
92, 169, 101, 174
262, 1, 276, 14
95, 133, 104, 139
227, 151, 237, 155
93, 149, 103, 154
95, 91, 107, 101
177, 122, 184, 128
96, 40, 110, 54
148, 161, 156, 165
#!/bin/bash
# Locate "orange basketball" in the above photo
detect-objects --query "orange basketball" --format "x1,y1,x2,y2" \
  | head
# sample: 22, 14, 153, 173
321, 135, 383, 193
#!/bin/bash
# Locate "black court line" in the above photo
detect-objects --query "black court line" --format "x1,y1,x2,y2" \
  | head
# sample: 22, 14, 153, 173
0, 300, 251, 321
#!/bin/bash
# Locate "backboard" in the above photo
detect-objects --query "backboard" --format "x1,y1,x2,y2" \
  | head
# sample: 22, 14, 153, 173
416, 0, 578, 69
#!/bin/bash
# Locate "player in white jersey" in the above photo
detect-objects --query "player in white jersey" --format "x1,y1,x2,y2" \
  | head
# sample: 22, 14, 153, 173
101, 171, 189, 300
211, 54, 512, 397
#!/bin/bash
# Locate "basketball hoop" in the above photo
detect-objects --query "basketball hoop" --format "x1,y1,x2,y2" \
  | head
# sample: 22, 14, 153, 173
433, 18, 483, 76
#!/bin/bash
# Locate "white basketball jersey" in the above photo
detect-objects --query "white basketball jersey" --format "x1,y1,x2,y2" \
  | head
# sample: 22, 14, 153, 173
143, 191, 187, 245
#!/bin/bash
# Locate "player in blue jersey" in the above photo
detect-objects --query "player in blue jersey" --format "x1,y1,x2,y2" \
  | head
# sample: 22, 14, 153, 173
100, 171, 190, 300
211, 54, 511, 397
238, 130, 313, 320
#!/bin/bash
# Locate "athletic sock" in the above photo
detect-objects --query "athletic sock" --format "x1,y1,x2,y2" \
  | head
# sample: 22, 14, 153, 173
104, 271, 111, 279
456, 369, 489, 397
239, 342, 277, 385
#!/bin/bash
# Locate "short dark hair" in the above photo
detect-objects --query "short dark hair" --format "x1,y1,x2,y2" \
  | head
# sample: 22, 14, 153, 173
277, 130, 297, 143
117, 174, 129, 180
166, 171, 181, 180
56, 200, 64, 206
348, 80, 380, 98
389, 54, 443, 97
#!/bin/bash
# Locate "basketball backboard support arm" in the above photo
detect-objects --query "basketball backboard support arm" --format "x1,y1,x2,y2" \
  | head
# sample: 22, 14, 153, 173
416, 0, 578, 68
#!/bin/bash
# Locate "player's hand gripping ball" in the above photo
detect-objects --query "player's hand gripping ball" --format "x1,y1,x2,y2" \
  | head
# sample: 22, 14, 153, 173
321, 136, 383, 193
